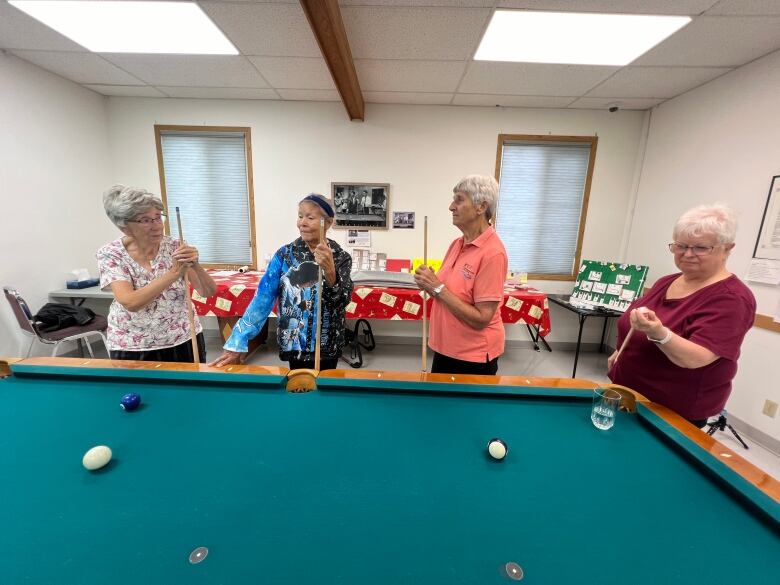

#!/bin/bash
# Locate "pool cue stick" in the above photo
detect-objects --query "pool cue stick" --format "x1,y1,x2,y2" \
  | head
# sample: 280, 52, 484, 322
613, 327, 634, 365
614, 307, 650, 365
314, 217, 325, 372
175, 207, 200, 364
422, 215, 428, 373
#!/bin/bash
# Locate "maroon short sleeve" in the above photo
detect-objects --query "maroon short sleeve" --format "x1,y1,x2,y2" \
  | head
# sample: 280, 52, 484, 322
684, 291, 755, 361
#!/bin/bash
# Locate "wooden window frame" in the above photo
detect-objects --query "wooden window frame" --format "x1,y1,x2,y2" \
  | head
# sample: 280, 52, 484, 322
494, 134, 598, 281
154, 124, 258, 270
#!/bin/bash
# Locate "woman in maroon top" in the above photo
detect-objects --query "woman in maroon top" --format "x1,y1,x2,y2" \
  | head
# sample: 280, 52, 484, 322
608, 204, 755, 427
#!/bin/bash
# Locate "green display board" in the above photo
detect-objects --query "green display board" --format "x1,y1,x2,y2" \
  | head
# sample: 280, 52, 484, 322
570, 260, 649, 312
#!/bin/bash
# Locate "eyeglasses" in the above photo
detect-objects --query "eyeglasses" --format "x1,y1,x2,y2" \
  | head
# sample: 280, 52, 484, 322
668, 243, 717, 256
128, 214, 166, 225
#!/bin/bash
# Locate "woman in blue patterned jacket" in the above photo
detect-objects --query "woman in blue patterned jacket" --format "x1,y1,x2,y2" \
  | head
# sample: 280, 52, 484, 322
208, 194, 353, 370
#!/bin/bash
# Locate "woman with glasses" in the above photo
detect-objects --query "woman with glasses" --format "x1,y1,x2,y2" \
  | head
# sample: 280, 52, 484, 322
608, 204, 755, 427
97, 184, 216, 363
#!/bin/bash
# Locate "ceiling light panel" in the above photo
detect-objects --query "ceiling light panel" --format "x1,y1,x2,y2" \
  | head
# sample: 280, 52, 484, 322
475, 10, 690, 66
9, 1, 238, 54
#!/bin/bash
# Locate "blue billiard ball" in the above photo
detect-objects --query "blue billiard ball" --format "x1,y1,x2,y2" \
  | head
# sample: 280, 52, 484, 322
120, 393, 141, 411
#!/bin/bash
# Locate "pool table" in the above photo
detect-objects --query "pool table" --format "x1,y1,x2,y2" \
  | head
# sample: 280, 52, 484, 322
1, 357, 778, 585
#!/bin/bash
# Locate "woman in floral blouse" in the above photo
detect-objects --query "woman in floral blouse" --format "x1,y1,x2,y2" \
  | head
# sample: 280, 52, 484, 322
97, 185, 216, 363
209, 194, 353, 371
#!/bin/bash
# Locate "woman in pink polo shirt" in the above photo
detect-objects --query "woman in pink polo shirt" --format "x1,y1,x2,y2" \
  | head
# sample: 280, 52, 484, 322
415, 175, 508, 375
608, 204, 755, 427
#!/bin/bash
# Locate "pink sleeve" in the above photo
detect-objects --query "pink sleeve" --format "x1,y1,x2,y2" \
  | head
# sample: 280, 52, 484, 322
97, 245, 132, 291
473, 251, 507, 303
686, 292, 755, 361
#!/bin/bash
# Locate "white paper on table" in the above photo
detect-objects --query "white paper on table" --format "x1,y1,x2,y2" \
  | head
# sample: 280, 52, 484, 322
775, 297, 780, 324
209, 270, 239, 277
745, 259, 780, 285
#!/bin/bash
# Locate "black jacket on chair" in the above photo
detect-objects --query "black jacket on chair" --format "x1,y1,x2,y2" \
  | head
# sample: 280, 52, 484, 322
34, 303, 96, 332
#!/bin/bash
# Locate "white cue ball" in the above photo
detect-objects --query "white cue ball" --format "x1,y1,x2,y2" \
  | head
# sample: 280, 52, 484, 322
488, 439, 507, 460
82, 445, 112, 470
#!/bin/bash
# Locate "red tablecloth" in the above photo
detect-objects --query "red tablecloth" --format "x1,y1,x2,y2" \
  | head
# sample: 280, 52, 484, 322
191, 271, 550, 337
347, 285, 550, 336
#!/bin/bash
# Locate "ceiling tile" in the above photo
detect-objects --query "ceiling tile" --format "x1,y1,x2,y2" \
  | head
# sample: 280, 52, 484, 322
458, 62, 617, 95
567, 97, 665, 110
10, 50, 143, 84
84, 84, 167, 97
452, 94, 575, 107
101, 54, 269, 87
276, 89, 341, 101
705, 0, 780, 15
248, 56, 335, 89
156, 87, 279, 100
342, 6, 491, 59
586, 66, 731, 98
341, 0, 495, 5
200, 2, 320, 57
0, 2, 87, 51
355, 59, 467, 92
633, 16, 780, 66
496, 1, 717, 15
205, 0, 298, 3
363, 91, 454, 104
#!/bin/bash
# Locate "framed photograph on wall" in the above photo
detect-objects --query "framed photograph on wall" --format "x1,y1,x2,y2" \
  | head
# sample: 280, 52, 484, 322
392, 211, 415, 229
332, 182, 389, 229
753, 175, 780, 260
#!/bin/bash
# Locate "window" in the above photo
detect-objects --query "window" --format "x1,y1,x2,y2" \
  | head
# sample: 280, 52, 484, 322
495, 135, 597, 279
155, 125, 256, 268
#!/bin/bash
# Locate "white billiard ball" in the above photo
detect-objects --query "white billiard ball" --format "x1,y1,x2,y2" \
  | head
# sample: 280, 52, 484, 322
82, 445, 112, 470
487, 439, 508, 460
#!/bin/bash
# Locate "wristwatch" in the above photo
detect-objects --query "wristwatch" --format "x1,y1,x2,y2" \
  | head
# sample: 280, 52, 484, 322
431, 283, 446, 297
647, 328, 673, 345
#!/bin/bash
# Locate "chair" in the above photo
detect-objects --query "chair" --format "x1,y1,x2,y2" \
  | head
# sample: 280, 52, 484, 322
3, 286, 108, 358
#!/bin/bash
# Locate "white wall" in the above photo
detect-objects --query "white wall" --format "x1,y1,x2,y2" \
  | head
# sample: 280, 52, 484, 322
0, 52, 113, 357
107, 98, 646, 343
629, 49, 780, 439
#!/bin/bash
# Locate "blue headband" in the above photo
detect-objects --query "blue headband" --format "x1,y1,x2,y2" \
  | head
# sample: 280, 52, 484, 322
302, 194, 334, 218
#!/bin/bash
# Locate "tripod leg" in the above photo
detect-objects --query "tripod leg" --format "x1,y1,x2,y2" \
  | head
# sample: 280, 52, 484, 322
727, 424, 749, 450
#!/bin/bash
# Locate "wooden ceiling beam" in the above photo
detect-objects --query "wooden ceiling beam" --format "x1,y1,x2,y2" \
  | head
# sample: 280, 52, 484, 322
299, 0, 364, 121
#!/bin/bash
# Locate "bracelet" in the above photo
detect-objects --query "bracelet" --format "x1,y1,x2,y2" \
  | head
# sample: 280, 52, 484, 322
647, 328, 673, 345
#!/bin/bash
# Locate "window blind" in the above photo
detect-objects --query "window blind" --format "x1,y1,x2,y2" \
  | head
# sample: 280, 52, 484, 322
160, 131, 252, 265
496, 141, 591, 275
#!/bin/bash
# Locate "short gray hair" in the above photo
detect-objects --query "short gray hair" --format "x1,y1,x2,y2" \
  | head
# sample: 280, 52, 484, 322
103, 184, 164, 228
673, 203, 737, 245
453, 175, 499, 222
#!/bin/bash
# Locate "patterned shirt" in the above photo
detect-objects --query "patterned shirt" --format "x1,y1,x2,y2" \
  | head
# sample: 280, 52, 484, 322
96, 236, 202, 351
224, 238, 353, 362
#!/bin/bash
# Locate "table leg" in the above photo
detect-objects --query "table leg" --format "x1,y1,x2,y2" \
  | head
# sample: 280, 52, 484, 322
572, 315, 587, 378
525, 324, 551, 352
525, 324, 540, 351
599, 317, 609, 354
67, 298, 86, 358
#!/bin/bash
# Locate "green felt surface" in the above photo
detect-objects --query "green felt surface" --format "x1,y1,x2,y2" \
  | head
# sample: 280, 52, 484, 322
1, 366, 778, 585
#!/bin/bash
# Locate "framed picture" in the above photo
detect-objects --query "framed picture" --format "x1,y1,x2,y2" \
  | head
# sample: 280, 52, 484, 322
753, 175, 780, 260
392, 211, 415, 229
332, 182, 389, 229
